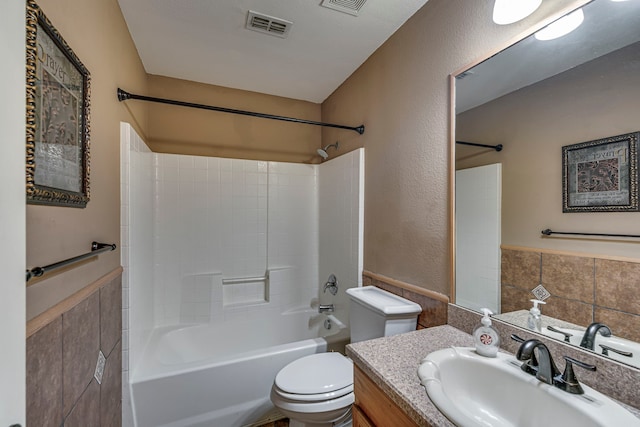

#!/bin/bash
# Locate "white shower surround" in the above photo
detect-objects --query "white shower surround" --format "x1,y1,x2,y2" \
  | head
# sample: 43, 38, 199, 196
120, 122, 364, 426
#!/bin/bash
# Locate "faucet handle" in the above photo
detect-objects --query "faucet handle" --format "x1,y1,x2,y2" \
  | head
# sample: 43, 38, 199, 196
555, 356, 596, 395
547, 326, 573, 343
599, 344, 633, 358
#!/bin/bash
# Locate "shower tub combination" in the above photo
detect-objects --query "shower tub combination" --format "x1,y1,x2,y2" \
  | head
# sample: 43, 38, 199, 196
130, 308, 349, 427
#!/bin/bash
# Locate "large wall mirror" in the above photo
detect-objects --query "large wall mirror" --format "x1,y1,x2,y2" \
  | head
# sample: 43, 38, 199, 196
452, 0, 640, 370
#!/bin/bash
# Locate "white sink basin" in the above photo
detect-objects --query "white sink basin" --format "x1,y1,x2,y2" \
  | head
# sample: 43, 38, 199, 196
417, 347, 640, 427
541, 326, 640, 369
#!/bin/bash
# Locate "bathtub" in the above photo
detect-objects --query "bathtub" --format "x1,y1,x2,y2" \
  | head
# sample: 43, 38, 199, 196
130, 308, 350, 427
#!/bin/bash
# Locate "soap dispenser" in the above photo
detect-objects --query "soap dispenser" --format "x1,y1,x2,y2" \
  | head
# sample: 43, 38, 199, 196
473, 308, 500, 357
527, 299, 546, 332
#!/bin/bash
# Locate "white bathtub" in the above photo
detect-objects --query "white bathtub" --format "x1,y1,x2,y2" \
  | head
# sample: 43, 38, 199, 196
130, 308, 350, 427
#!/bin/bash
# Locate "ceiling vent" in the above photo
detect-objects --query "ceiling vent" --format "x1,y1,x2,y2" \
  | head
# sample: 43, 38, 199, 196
246, 11, 293, 38
320, 0, 368, 16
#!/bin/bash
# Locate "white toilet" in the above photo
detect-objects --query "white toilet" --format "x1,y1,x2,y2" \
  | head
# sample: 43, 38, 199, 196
270, 286, 422, 427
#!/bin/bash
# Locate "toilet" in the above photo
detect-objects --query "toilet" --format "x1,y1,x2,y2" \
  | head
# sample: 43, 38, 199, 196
270, 286, 422, 427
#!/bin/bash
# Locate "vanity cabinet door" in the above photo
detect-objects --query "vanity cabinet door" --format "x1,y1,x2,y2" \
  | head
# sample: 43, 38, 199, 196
354, 365, 420, 427
353, 404, 375, 427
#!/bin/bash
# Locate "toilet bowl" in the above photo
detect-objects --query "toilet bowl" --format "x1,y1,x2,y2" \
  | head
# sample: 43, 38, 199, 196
271, 286, 422, 427
270, 353, 354, 427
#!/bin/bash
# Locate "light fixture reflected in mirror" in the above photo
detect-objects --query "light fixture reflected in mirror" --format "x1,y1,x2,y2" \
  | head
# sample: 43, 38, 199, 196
535, 8, 585, 40
492, 0, 542, 25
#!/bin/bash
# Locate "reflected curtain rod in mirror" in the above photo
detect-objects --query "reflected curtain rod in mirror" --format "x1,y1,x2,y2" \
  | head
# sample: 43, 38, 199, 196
456, 141, 503, 151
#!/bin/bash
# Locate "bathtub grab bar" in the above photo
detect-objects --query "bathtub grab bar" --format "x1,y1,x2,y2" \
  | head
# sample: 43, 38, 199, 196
222, 274, 269, 285
26, 242, 117, 282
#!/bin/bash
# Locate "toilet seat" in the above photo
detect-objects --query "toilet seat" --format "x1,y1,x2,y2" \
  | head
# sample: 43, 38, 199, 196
274, 352, 353, 396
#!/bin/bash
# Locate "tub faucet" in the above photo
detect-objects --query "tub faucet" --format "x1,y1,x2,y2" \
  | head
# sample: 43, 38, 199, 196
579, 322, 612, 351
318, 304, 334, 313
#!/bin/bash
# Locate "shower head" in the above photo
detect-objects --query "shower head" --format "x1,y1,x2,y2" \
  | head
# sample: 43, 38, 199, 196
317, 142, 339, 160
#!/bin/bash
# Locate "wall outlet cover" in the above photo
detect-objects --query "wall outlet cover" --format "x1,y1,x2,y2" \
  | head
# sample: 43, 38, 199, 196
94, 350, 106, 384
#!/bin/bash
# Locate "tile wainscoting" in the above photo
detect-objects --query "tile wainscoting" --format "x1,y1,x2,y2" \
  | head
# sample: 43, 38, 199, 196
26, 268, 123, 427
501, 246, 640, 343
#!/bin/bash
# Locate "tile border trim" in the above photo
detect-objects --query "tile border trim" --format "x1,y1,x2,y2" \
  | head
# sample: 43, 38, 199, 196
27, 266, 124, 338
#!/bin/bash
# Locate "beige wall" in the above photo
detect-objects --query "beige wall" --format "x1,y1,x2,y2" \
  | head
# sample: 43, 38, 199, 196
26, 0, 148, 319
147, 75, 322, 163
457, 42, 640, 259
322, 0, 588, 295
25, 0, 590, 317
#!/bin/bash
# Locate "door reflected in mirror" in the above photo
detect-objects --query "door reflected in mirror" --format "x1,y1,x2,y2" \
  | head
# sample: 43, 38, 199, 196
453, 0, 640, 369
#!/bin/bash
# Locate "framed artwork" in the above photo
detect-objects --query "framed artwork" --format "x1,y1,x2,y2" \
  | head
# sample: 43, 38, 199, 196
26, 0, 91, 208
562, 132, 639, 212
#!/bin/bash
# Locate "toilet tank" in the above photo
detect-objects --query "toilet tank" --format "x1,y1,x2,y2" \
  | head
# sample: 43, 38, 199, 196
346, 286, 422, 343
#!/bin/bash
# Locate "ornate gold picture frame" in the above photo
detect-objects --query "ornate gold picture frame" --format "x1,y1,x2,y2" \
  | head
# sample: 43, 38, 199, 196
26, 0, 91, 208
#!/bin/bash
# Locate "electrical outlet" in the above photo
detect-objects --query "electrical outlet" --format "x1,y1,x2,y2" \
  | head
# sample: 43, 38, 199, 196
94, 350, 106, 384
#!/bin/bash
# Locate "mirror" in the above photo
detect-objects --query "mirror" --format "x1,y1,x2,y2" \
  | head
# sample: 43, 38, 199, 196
453, 0, 640, 369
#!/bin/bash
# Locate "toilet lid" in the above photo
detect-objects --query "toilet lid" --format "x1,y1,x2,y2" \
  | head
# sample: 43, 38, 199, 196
275, 353, 353, 395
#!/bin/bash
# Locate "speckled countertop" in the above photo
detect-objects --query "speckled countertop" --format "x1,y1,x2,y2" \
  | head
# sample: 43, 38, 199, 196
346, 325, 640, 427
346, 325, 471, 427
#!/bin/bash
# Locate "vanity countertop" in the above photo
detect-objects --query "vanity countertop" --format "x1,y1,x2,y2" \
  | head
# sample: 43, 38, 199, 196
346, 324, 640, 427
346, 325, 470, 426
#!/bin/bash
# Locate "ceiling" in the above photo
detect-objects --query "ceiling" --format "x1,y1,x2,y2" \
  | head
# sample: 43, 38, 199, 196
118, 0, 429, 103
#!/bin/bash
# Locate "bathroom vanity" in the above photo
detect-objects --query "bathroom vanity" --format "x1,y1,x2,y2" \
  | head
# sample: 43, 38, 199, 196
347, 326, 472, 426
346, 325, 640, 427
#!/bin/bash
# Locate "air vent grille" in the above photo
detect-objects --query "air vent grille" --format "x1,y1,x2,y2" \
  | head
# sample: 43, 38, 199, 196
246, 11, 292, 38
320, 0, 368, 16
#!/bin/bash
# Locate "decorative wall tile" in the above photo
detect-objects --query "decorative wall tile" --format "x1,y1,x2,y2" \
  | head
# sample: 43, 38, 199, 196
367, 275, 448, 329
501, 249, 540, 289
500, 284, 530, 314
101, 340, 123, 427
595, 307, 640, 343
62, 292, 100, 416
63, 379, 100, 427
543, 295, 593, 326
100, 276, 122, 356
402, 288, 448, 328
26, 317, 63, 427
501, 248, 640, 344
541, 253, 595, 303
595, 259, 640, 314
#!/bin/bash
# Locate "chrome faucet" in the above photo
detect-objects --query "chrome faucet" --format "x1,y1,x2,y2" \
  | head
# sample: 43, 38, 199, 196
318, 304, 334, 313
514, 336, 596, 394
579, 322, 612, 350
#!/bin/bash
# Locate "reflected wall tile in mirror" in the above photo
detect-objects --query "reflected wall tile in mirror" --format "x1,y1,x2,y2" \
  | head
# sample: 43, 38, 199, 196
500, 284, 531, 314
543, 295, 593, 326
595, 307, 640, 344
595, 259, 640, 315
541, 254, 595, 303
501, 249, 540, 289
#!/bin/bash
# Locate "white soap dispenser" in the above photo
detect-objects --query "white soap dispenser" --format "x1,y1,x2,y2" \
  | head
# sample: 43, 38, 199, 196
527, 299, 546, 332
473, 308, 500, 357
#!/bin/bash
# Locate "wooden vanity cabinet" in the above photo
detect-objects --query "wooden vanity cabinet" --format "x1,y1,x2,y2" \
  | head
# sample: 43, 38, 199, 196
353, 365, 421, 427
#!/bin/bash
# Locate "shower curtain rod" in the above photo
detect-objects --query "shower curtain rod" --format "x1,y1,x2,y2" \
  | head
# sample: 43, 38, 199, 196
117, 88, 365, 134
456, 141, 503, 152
